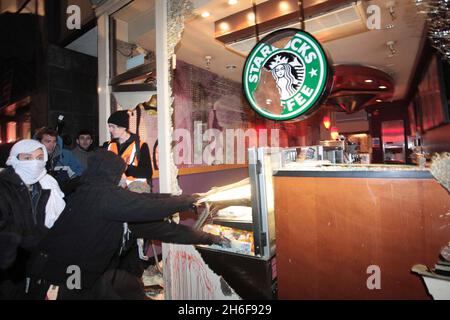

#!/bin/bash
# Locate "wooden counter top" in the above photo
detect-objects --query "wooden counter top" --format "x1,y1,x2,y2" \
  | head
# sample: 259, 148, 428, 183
274, 169, 432, 179
274, 164, 432, 179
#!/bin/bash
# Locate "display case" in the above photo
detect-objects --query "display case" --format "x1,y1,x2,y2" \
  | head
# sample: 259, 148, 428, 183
193, 147, 280, 299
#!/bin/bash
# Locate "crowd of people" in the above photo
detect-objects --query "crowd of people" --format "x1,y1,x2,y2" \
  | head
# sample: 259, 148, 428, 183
0, 110, 230, 300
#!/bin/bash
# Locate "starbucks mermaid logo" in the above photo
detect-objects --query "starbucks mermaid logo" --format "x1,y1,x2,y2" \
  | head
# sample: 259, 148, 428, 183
265, 53, 305, 101
243, 29, 330, 121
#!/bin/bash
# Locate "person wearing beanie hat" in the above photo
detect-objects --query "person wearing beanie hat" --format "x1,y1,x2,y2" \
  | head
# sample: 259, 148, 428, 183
107, 110, 129, 130
103, 110, 153, 187
103, 110, 155, 296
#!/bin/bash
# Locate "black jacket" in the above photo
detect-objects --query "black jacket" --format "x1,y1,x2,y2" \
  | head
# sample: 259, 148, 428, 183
0, 168, 51, 299
34, 149, 198, 289
129, 220, 220, 245
0, 168, 50, 266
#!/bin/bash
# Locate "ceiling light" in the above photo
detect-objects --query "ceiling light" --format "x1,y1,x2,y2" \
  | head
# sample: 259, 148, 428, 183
379, 85, 387, 89
364, 79, 373, 83
219, 22, 230, 32
215, 1, 367, 56
247, 12, 255, 23
323, 115, 331, 129
376, 99, 382, 102
330, 127, 339, 140
201, 11, 210, 18
279, 1, 290, 12
228, 0, 238, 5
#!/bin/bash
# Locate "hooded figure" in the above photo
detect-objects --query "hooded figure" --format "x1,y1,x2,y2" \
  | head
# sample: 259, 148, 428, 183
6, 140, 66, 229
27, 149, 226, 299
0, 139, 65, 299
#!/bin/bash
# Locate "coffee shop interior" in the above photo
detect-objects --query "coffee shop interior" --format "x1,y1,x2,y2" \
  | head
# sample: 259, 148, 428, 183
0, 0, 449, 300
104, 0, 450, 166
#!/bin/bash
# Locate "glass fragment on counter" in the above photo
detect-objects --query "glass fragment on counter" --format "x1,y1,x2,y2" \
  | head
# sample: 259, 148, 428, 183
430, 152, 450, 192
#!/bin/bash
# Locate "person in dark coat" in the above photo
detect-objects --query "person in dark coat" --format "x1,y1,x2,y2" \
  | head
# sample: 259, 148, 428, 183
0, 142, 14, 168
0, 140, 65, 299
27, 149, 228, 299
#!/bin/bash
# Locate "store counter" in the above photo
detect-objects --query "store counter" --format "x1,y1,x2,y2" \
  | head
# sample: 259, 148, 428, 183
273, 163, 450, 299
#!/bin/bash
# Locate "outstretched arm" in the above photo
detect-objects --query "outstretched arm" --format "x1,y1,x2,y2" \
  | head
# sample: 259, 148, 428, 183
129, 220, 229, 246
104, 188, 199, 222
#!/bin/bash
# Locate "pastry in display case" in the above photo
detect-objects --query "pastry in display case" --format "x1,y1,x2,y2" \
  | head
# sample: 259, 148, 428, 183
195, 178, 256, 256
202, 224, 255, 255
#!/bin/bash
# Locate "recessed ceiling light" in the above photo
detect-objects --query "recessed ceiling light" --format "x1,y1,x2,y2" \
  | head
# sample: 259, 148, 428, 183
364, 79, 373, 83
201, 11, 210, 18
247, 12, 255, 22
228, 0, 238, 5
219, 22, 230, 32
376, 99, 382, 102
279, 1, 290, 11
379, 85, 387, 89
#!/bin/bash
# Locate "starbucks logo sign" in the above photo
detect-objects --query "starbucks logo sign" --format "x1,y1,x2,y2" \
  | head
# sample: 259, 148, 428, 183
243, 29, 330, 121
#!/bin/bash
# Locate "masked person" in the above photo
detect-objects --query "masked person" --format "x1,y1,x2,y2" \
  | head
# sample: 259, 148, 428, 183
26, 149, 228, 300
0, 139, 65, 299
103, 110, 152, 188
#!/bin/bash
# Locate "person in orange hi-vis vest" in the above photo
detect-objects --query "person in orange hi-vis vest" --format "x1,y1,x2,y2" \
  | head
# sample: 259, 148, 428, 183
103, 110, 154, 285
103, 110, 153, 188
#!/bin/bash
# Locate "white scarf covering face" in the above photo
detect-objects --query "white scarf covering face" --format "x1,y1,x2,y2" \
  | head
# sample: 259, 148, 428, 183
6, 139, 65, 228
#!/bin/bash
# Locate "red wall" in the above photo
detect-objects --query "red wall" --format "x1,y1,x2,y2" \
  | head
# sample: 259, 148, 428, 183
367, 102, 411, 164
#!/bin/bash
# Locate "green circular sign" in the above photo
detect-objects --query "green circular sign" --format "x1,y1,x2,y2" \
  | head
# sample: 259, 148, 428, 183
243, 29, 330, 121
